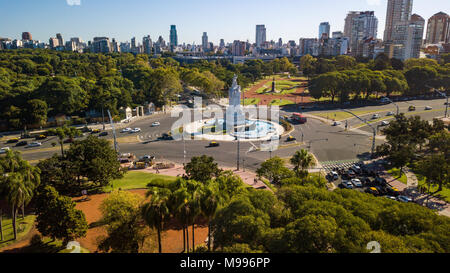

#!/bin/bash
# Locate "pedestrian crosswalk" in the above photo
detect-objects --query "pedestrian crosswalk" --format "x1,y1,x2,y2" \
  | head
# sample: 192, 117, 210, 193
320, 159, 363, 172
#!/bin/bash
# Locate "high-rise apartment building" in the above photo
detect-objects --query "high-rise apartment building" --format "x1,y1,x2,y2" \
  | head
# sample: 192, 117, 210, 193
219, 39, 225, 48
383, 0, 413, 42
22, 32, 32, 41
143, 35, 153, 55
56, 33, 64, 47
350, 11, 378, 57
232, 40, 246, 56
425, 12, 450, 44
344, 12, 359, 40
92, 37, 111, 53
404, 14, 425, 59
319, 22, 330, 40
256, 25, 267, 47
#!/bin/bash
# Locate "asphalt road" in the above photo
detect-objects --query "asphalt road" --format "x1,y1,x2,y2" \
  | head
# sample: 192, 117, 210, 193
5, 98, 447, 171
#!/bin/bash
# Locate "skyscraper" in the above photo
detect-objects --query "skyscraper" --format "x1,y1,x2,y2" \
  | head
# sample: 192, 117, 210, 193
319, 22, 331, 40
350, 11, 378, 56
56, 33, 64, 47
232, 40, 246, 56
219, 39, 225, 48
170, 25, 178, 48
425, 12, 450, 44
256, 25, 267, 47
202, 32, 209, 51
344, 12, 359, 40
143, 35, 153, 55
383, 0, 413, 42
22, 32, 32, 41
404, 14, 425, 59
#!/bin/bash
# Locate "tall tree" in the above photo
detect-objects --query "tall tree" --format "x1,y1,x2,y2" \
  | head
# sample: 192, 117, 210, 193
290, 149, 316, 179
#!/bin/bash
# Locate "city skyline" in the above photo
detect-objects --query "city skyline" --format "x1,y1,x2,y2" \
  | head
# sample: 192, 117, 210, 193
1, 0, 449, 44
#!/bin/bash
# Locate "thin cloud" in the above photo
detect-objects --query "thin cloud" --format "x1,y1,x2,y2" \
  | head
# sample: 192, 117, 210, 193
66, 0, 81, 6
366, 0, 382, 5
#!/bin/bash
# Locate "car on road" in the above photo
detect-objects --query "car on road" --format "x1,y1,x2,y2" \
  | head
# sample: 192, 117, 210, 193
372, 114, 380, 119
27, 142, 42, 148
339, 181, 354, 189
161, 133, 173, 140
16, 141, 28, 147
351, 179, 363, 188
397, 195, 412, 203
35, 135, 47, 140
425, 106, 433, 110
386, 112, 395, 116
7, 138, 19, 144
99, 132, 109, 137
130, 128, 141, 133
379, 97, 391, 104
139, 155, 155, 163
408, 106, 416, 111
152, 122, 161, 127
91, 129, 101, 134
208, 141, 220, 148
381, 121, 390, 126
0, 147, 11, 154
286, 136, 296, 142
332, 121, 341, 126
121, 128, 132, 133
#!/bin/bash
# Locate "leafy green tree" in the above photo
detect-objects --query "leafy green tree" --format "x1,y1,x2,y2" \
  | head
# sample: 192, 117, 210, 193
184, 155, 222, 184
98, 190, 145, 253
35, 186, 88, 244
404, 66, 438, 95
257, 157, 295, 185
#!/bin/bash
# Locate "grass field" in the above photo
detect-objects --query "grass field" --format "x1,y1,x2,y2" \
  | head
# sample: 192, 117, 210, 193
416, 174, 450, 203
387, 168, 408, 185
105, 171, 178, 192
312, 109, 391, 121
242, 98, 261, 105
0, 215, 36, 249
269, 99, 295, 106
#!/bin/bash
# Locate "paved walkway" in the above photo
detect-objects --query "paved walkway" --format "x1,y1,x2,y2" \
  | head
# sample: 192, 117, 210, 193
139, 164, 270, 191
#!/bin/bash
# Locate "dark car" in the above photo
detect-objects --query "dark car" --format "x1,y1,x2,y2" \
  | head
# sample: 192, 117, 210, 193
16, 141, 28, 147
7, 138, 20, 144
91, 129, 101, 134
361, 177, 372, 186
161, 133, 173, 140
365, 187, 380, 196
286, 136, 296, 142
347, 170, 356, 178
208, 141, 220, 148
99, 132, 109, 137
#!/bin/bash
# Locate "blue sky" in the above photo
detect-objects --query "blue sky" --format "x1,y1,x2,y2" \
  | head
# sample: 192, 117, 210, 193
1, 0, 449, 44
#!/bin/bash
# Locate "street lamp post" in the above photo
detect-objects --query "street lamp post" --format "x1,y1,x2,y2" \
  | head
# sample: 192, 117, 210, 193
341, 109, 377, 157
387, 98, 400, 115
236, 136, 240, 171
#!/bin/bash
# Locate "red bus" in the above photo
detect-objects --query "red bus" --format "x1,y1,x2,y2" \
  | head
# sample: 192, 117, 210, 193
291, 113, 307, 124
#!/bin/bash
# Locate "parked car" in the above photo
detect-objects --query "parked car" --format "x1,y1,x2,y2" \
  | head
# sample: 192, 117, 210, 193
347, 169, 356, 178
386, 186, 401, 197
365, 187, 380, 196
397, 195, 412, 203
351, 179, 363, 188
16, 141, 28, 147
381, 121, 390, 126
151, 122, 161, 127
161, 133, 173, 140
139, 155, 155, 163
27, 142, 42, 148
332, 121, 341, 126
361, 177, 372, 186
0, 147, 11, 154
350, 165, 362, 174
330, 171, 339, 181
340, 181, 354, 189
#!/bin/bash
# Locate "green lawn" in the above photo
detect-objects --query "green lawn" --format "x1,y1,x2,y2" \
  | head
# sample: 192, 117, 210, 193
416, 174, 450, 203
105, 171, 178, 192
0, 215, 36, 249
242, 98, 261, 105
312, 109, 390, 121
269, 99, 295, 106
387, 168, 408, 185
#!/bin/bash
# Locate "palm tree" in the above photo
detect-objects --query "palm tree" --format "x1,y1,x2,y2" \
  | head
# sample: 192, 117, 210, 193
141, 188, 170, 253
171, 183, 191, 253
290, 149, 316, 179
186, 181, 202, 252
55, 127, 67, 156
200, 182, 221, 252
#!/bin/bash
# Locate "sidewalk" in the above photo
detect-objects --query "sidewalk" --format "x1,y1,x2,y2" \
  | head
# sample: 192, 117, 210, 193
139, 164, 270, 191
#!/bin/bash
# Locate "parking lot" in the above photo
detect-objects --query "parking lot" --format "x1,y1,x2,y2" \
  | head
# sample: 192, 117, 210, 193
324, 160, 412, 203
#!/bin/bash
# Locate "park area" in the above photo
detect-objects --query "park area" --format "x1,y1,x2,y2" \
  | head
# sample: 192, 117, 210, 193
243, 75, 310, 106
0, 170, 209, 253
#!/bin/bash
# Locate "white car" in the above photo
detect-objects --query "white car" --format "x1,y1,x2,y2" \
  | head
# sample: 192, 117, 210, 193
121, 128, 132, 133
351, 179, 363, 188
425, 106, 433, 110
332, 121, 341, 126
381, 121, 390, 126
0, 147, 11, 154
130, 128, 141, 133
386, 112, 395, 116
372, 114, 380, 119
152, 122, 161, 127
27, 142, 42, 148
